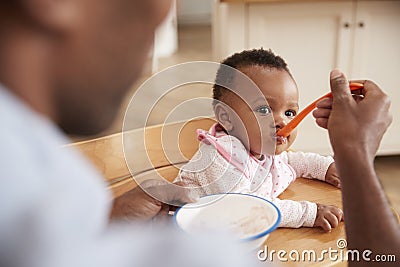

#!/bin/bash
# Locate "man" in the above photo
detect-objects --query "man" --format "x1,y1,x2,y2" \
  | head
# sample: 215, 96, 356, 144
0, 1, 252, 266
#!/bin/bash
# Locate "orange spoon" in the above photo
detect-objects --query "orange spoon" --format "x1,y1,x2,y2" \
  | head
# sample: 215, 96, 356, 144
276, 82, 364, 138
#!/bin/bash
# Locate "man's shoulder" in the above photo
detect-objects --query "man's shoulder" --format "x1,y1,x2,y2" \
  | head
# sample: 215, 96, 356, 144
0, 123, 107, 192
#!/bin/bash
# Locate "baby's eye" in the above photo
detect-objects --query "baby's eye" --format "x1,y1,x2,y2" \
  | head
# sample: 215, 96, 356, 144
256, 105, 272, 115
285, 110, 297, 117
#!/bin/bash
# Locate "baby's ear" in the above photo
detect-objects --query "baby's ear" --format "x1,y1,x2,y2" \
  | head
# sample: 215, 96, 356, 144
214, 103, 233, 131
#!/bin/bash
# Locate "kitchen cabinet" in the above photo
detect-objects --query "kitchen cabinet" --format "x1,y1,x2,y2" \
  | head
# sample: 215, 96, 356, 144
213, 0, 400, 155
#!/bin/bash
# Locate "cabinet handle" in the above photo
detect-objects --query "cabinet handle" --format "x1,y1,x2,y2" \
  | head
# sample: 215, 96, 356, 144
358, 22, 365, 28
344, 22, 350, 28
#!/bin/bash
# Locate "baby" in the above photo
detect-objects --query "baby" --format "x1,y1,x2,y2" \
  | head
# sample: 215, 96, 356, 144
176, 48, 343, 231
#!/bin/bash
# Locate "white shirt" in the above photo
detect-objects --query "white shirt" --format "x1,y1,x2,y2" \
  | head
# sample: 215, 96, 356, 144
0, 84, 259, 267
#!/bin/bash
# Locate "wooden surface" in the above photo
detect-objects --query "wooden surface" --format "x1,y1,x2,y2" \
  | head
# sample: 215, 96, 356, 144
71, 118, 347, 266
220, 0, 351, 3
71, 118, 216, 196
113, 167, 347, 266
267, 178, 346, 266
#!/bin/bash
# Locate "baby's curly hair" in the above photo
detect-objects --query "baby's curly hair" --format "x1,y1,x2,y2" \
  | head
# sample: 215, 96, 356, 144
213, 48, 292, 105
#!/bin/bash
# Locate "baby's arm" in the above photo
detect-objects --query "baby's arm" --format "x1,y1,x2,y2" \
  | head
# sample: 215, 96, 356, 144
284, 151, 333, 180
271, 198, 317, 228
175, 144, 245, 197
283, 151, 340, 188
272, 198, 343, 231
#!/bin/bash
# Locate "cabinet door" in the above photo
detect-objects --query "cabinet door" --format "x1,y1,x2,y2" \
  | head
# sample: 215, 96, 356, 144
352, 1, 400, 155
213, 2, 247, 60
248, 2, 354, 154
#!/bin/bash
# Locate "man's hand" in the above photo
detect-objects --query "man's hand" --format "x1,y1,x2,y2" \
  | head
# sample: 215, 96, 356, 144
312, 70, 399, 264
110, 179, 197, 222
312, 70, 392, 162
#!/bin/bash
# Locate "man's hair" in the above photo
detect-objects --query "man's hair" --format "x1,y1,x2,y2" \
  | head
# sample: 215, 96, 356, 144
213, 48, 292, 105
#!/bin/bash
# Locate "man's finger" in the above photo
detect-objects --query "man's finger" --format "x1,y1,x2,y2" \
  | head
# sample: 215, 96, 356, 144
315, 118, 328, 129
316, 98, 333, 109
312, 108, 331, 119
330, 69, 353, 103
170, 186, 199, 205
146, 183, 198, 205
152, 204, 171, 225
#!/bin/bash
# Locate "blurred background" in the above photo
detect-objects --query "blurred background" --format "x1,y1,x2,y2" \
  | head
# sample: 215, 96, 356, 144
115, 0, 214, 136
77, 0, 400, 212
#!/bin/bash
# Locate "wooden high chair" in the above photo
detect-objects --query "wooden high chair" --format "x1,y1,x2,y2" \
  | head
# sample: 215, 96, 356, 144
71, 117, 347, 267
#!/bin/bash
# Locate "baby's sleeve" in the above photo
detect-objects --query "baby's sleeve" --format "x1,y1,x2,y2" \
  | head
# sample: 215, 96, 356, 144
284, 151, 334, 181
175, 144, 245, 197
271, 198, 317, 228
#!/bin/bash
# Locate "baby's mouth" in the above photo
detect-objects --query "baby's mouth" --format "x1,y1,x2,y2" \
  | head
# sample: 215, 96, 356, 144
276, 136, 288, 144
274, 131, 289, 145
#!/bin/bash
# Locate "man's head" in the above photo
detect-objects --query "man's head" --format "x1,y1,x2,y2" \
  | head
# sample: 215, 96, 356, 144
0, 0, 171, 135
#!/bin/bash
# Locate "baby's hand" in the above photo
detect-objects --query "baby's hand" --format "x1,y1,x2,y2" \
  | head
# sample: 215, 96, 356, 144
325, 163, 341, 188
313, 204, 344, 232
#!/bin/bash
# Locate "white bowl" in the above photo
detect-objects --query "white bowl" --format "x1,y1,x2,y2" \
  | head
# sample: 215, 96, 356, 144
174, 193, 281, 251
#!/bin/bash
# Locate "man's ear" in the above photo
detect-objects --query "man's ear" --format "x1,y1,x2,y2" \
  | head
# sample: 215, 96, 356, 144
214, 102, 233, 131
18, 0, 79, 33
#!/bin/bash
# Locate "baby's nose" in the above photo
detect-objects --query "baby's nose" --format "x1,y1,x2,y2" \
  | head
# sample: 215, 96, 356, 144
274, 117, 288, 129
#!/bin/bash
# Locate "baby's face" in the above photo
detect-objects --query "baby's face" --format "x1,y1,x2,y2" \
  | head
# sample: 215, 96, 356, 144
227, 66, 299, 156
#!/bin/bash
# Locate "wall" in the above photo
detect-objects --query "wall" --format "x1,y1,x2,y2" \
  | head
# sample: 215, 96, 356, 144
177, 0, 213, 25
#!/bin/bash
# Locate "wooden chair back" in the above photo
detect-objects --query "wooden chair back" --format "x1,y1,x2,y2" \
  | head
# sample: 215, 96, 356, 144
71, 118, 216, 197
